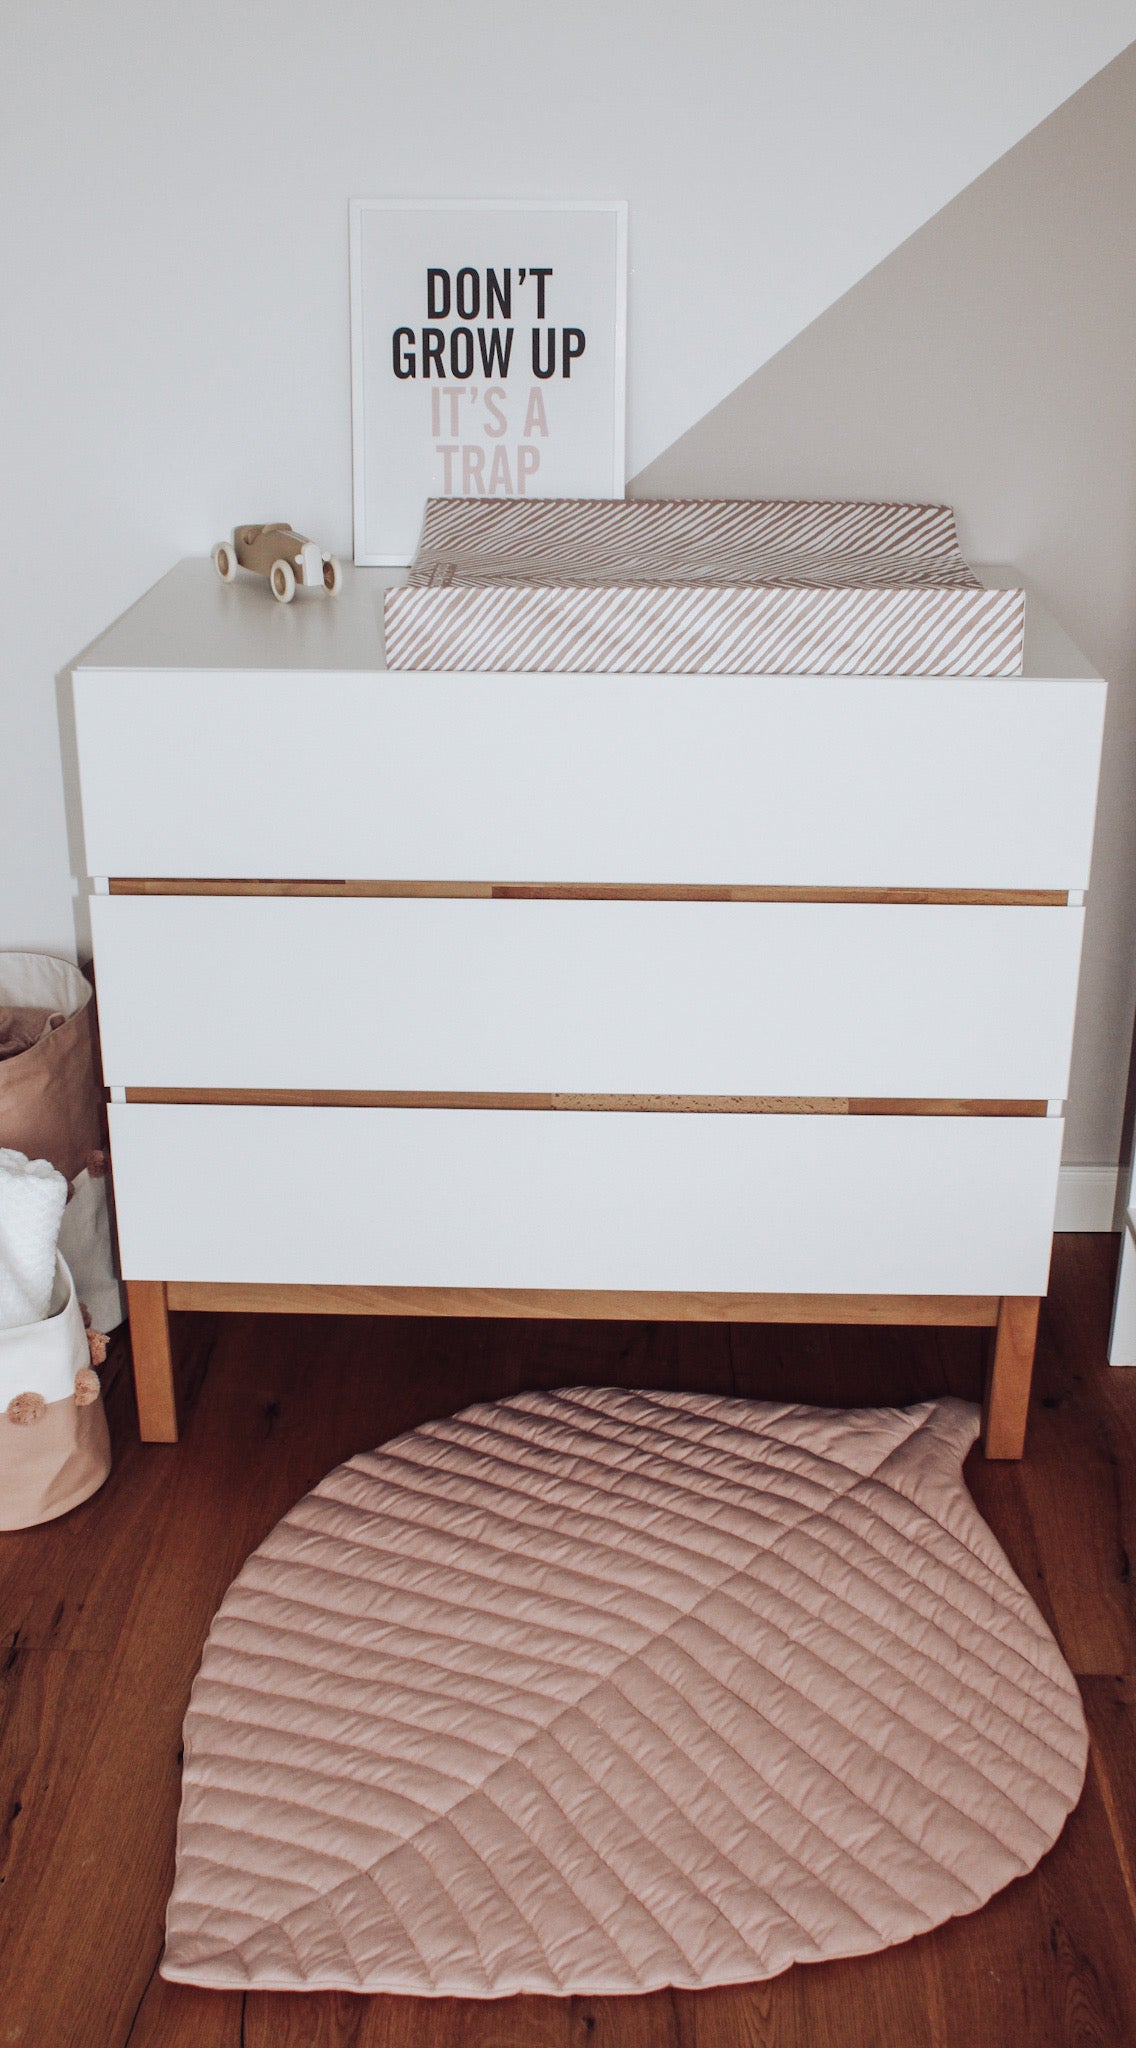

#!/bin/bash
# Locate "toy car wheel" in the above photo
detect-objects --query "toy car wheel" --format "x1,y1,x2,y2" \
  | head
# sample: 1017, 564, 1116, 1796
270, 559, 296, 603
323, 555, 343, 596
212, 540, 238, 582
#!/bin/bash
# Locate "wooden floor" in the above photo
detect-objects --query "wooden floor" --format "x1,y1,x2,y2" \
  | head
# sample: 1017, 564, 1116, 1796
2, 1235, 1135, 2048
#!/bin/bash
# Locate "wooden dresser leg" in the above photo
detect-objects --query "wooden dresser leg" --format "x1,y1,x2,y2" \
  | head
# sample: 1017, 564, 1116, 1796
982, 1295, 1040, 1460
125, 1281, 178, 1443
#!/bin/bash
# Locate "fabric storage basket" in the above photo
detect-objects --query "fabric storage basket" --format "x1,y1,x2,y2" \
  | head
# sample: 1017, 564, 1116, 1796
0, 1255, 110, 1531
0, 953, 122, 1332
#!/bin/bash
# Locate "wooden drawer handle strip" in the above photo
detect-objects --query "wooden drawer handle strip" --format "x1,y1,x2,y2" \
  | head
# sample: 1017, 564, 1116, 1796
107, 878, 1071, 907
162, 1279, 1002, 1327
122, 1088, 1049, 1116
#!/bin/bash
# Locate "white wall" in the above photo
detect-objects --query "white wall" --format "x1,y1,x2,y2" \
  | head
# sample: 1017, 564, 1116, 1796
4, 1, 1134, 974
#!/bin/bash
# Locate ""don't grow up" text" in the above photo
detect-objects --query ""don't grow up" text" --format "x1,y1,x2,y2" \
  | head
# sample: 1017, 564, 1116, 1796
391, 266, 586, 381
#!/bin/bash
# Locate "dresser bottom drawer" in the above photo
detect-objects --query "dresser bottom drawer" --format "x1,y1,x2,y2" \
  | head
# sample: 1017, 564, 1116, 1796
108, 1105, 1061, 1298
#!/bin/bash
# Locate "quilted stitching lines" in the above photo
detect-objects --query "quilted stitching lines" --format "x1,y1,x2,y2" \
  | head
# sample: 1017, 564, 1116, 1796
163, 1390, 1087, 1996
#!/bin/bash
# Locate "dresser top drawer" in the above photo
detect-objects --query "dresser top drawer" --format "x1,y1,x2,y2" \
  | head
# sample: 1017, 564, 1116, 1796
71, 560, 1105, 889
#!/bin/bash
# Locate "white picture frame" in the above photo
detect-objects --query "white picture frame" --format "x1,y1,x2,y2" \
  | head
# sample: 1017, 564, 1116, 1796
350, 198, 628, 566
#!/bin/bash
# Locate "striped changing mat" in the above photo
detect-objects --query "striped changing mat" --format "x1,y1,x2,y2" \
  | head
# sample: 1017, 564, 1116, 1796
382, 498, 1025, 676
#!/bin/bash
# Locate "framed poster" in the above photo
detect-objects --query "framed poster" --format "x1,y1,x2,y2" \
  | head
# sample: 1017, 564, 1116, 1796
350, 199, 627, 565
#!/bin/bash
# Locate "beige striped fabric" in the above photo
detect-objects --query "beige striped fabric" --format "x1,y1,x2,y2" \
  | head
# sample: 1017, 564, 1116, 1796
383, 499, 1025, 676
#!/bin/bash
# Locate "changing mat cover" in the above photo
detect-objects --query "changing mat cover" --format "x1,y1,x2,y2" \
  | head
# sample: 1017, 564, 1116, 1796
163, 1389, 1085, 1997
383, 499, 1026, 676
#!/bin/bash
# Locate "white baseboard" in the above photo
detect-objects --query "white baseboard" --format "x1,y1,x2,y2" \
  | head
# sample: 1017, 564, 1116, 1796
1055, 1164, 1120, 1232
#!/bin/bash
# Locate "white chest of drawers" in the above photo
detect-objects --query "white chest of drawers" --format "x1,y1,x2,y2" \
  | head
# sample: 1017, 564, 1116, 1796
71, 558, 1105, 1456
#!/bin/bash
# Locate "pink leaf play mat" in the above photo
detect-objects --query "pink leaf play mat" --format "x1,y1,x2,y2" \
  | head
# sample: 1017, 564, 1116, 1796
163, 1389, 1086, 1996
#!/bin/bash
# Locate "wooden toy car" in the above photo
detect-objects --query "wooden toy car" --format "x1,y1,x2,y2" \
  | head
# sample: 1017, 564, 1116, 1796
212, 525, 343, 602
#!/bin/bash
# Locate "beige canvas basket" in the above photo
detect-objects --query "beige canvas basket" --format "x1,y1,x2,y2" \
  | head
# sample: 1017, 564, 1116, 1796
0, 1256, 110, 1531
0, 953, 122, 1332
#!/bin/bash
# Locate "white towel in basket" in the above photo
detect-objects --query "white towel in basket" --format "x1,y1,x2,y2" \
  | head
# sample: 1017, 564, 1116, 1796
0, 1148, 69, 1330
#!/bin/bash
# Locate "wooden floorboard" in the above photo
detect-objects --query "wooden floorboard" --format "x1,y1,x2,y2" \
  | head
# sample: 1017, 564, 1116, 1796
2, 1234, 1135, 2048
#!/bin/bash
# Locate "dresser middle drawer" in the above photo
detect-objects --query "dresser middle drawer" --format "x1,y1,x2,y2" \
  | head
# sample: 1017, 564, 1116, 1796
91, 895, 1083, 1101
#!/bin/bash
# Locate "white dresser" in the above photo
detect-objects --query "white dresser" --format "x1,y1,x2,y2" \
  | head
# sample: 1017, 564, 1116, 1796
71, 558, 1105, 1455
